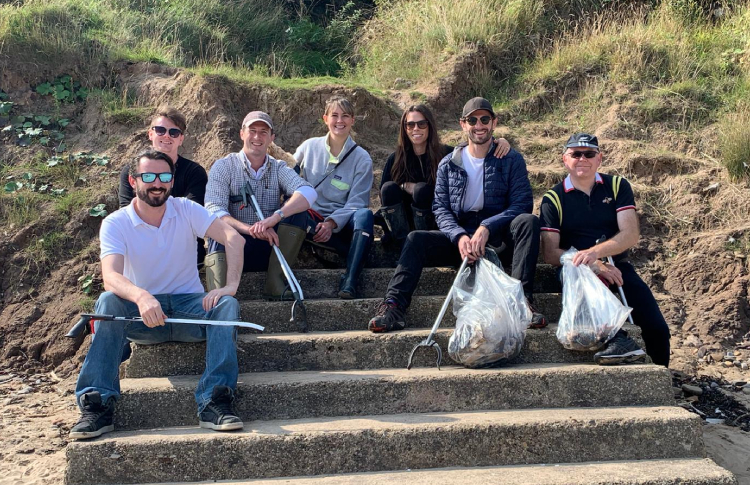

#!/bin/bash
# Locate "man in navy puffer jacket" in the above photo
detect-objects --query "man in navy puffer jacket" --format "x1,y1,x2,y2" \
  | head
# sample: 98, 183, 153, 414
369, 97, 546, 332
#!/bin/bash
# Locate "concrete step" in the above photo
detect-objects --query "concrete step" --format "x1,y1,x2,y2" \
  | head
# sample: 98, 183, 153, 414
295, 240, 397, 269
114, 364, 673, 430
238, 294, 562, 333
234, 265, 560, 300
135, 458, 737, 485
65, 406, 703, 485
122, 324, 644, 378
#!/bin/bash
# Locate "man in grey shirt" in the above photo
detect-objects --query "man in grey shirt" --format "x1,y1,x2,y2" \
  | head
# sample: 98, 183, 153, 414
204, 111, 317, 298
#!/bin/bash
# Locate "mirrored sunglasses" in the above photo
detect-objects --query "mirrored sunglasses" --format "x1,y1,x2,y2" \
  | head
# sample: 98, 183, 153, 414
405, 120, 429, 130
135, 172, 173, 183
463, 115, 493, 126
151, 126, 182, 138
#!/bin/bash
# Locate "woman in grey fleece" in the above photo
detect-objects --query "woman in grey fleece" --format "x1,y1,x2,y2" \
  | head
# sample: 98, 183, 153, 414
292, 96, 374, 299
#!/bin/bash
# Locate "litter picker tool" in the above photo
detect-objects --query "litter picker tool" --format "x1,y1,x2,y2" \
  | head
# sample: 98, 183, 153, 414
595, 235, 635, 325
242, 181, 309, 333
406, 257, 469, 370
65, 313, 264, 338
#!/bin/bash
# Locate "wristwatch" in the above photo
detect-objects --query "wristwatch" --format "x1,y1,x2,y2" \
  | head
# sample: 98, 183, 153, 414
274, 209, 284, 219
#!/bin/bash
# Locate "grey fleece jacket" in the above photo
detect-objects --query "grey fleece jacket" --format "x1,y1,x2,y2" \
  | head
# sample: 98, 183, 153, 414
293, 135, 373, 232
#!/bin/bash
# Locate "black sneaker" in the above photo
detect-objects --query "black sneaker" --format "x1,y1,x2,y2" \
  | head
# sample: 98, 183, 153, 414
69, 392, 115, 440
526, 299, 547, 329
368, 298, 406, 333
594, 332, 647, 365
199, 386, 243, 431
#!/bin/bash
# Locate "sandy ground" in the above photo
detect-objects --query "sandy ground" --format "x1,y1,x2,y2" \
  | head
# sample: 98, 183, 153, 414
1, 374, 749, 485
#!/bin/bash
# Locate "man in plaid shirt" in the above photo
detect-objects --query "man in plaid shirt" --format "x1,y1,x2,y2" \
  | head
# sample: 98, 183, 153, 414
204, 111, 318, 298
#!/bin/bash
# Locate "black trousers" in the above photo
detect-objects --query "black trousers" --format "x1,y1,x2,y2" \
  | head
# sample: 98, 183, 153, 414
385, 213, 540, 308
616, 261, 671, 367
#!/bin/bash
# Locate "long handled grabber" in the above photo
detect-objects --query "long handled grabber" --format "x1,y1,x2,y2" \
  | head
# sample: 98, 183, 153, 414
406, 257, 469, 370
595, 235, 635, 325
65, 313, 264, 338
242, 181, 308, 333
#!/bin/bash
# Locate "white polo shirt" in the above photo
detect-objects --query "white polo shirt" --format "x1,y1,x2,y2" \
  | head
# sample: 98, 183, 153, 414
100, 197, 216, 295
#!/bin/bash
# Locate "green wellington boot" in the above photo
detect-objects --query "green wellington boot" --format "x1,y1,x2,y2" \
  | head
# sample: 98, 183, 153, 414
264, 223, 306, 300
204, 251, 227, 291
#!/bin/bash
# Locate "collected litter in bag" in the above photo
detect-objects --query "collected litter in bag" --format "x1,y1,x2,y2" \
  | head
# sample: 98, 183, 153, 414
448, 257, 531, 368
557, 248, 631, 351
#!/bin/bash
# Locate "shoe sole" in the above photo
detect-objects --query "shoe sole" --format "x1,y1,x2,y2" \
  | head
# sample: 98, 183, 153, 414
367, 321, 405, 333
69, 424, 114, 440
199, 420, 244, 431
595, 349, 647, 366
338, 290, 356, 299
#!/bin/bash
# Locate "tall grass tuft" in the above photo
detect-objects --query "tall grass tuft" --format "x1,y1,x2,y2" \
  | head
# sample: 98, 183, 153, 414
719, 104, 750, 181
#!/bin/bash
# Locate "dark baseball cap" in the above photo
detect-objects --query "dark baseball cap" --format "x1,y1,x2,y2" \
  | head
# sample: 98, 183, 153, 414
242, 111, 273, 130
564, 133, 599, 150
461, 97, 495, 119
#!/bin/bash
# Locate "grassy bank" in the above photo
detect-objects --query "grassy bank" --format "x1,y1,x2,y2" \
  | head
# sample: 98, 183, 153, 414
0, 0, 371, 76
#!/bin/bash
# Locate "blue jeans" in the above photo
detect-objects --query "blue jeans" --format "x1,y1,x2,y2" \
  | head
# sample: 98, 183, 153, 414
75, 291, 240, 412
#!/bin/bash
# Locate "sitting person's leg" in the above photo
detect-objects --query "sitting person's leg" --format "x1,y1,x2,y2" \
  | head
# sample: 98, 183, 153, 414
379, 181, 410, 240
411, 182, 435, 231
164, 292, 242, 429
617, 262, 671, 367
265, 212, 309, 299
369, 230, 460, 332
204, 235, 272, 291
495, 214, 546, 328
337, 208, 374, 299
71, 291, 167, 439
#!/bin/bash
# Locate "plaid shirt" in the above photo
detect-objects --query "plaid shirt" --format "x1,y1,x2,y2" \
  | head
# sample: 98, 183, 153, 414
205, 152, 310, 225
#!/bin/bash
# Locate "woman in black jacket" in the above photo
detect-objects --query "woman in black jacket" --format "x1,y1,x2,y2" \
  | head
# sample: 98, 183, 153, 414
380, 104, 510, 240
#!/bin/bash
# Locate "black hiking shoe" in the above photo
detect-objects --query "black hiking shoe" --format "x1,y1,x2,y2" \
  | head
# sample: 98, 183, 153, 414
199, 386, 243, 431
526, 299, 548, 329
368, 298, 406, 333
69, 392, 115, 440
594, 332, 647, 365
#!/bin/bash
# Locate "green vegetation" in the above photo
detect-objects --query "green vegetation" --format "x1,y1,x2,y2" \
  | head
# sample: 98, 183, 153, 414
719, 108, 750, 180
0, 0, 373, 77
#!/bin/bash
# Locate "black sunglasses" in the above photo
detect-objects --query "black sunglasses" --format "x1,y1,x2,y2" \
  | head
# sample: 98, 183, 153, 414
405, 120, 429, 130
151, 126, 183, 138
567, 150, 599, 159
462, 115, 493, 126
135, 172, 174, 183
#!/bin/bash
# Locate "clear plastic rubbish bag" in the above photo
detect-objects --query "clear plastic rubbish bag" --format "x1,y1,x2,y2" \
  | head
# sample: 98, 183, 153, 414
448, 257, 531, 368
557, 247, 631, 351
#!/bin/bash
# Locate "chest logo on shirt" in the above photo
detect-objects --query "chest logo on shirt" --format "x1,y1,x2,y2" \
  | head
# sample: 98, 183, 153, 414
602, 197, 613, 204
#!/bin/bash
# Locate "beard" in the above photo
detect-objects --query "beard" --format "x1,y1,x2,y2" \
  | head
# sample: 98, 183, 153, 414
136, 186, 171, 207
468, 129, 492, 145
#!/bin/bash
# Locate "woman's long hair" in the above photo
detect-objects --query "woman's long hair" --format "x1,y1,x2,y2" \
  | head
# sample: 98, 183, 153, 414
391, 105, 442, 185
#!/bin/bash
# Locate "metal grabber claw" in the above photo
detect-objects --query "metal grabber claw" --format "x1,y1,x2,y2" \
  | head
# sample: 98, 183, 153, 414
406, 257, 469, 370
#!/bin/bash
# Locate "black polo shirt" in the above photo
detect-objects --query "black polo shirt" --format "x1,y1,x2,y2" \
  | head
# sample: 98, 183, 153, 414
539, 172, 636, 261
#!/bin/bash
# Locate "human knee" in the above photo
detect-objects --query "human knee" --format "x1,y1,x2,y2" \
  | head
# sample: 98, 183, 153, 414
352, 208, 374, 231
380, 181, 402, 206
412, 182, 433, 209
95, 291, 128, 314
214, 295, 240, 319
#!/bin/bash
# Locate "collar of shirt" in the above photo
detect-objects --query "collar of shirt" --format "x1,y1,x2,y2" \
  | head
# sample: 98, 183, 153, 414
126, 196, 177, 228
239, 150, 268, 180
325, 135, 353, 165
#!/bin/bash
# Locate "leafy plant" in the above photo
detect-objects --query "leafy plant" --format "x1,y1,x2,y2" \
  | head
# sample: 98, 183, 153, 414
78, 274, 94, 294
89, 203, 107, 217
3, 113, 67, 149
0, 101, 12, 115
35, 75, 88, 103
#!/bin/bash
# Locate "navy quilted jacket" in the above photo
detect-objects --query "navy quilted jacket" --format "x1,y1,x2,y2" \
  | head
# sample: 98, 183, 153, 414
432, 142, 533, 244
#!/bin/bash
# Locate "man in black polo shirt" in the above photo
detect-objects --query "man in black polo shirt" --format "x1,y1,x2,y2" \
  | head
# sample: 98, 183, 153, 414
539, 133, 670, 366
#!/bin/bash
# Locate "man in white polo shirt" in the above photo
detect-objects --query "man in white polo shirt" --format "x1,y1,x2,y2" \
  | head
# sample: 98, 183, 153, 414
71, 150, 246, 440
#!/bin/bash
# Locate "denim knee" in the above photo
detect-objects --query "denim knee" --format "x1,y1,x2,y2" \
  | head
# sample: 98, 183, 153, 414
95, 291, 129, 314
351, 208, 374, 232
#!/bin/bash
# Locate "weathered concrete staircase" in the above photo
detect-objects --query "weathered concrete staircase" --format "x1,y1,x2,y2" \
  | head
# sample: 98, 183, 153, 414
65, 243, 736, 484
